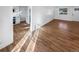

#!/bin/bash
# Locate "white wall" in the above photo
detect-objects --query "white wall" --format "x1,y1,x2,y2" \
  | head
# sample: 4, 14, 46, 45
0, 6, 13, 49
31, 6, 79, 31
54, 6, 79, 21
31, 6, 55, 31
54, 6, 73, 21
19, 6, 29, 24
72, 6, 79, 21
13, 6, 20, 24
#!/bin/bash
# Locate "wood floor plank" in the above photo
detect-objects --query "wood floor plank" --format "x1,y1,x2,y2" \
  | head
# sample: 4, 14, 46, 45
0, 19, 79, 52
33, 19, 79, 52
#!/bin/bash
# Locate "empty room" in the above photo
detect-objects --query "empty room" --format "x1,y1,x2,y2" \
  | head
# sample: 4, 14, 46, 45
31, 6, 79, 52
0, 6, 79, 52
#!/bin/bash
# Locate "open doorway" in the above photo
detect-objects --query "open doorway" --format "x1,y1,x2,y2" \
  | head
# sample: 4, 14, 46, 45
0, 6, 31, 52
13, 6, 30, 50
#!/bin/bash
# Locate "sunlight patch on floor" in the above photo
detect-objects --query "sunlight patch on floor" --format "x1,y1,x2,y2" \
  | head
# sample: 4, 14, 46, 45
11, 30, 31, 52
26, 29, 40, 52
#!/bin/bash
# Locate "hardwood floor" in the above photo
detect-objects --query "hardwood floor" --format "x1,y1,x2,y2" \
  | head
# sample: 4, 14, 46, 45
32, 19, 79, 52
0, 19, 79, 52
0, 21, 29, 52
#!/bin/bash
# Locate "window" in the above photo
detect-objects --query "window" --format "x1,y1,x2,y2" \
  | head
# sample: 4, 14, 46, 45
59, 8, 67, 15
74, 8, 79, 11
